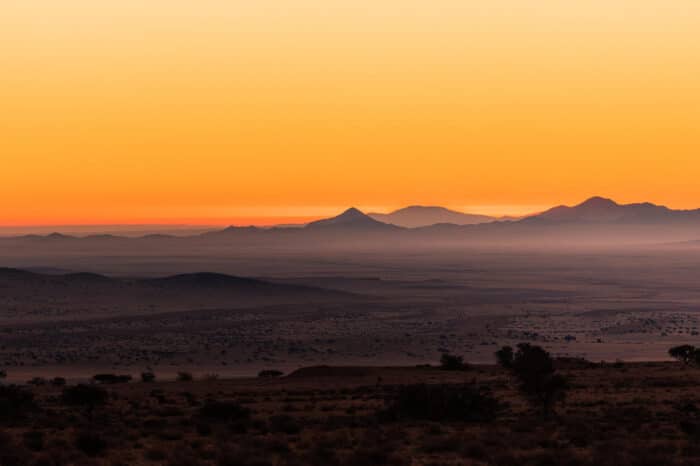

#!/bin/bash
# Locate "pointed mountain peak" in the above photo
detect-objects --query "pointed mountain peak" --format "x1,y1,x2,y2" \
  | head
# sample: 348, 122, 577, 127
336, 207, 366, 219
307, 207, 397, 230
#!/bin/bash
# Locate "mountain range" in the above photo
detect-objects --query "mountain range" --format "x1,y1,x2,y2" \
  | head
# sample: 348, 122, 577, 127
368, 206, 498, 228
3, 197, 700, 247
312, 197, 700, 230
0, 268, 354, 323
526, 196, 700, 224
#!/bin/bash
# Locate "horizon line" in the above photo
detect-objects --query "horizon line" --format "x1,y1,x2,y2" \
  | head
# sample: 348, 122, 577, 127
1, 195, 697, 229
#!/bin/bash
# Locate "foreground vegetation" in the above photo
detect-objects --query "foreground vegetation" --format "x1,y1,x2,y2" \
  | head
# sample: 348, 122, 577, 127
1, 355, 699, 465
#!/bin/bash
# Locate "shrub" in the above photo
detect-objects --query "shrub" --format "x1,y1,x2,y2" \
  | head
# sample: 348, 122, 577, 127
0, 445, 33, 466
92, 373, 132, 384
495, 346, 514, 368
177, 372, 193, 382
0, 385, 37, 422
669, 345, 697, 365
258, 370, 284, 378
23, 430, 44, 452
75, 431, 107, 457
141, 372, 156, 383
51, 377, 67, 387
217, 446, 273, 466
344, 442, 408, 466
440, 353, 469, 371
268, 414, 302, 434
61, 384, 108, 407
199, 400, 251, 422
382, 384, 499, 422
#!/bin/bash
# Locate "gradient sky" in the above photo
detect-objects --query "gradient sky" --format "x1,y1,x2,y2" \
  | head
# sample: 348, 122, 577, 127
2, 1, 699, 225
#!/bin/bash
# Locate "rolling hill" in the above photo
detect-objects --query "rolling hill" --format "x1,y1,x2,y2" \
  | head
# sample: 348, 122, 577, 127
368, 206, 496, 228
0, 268, 356, 323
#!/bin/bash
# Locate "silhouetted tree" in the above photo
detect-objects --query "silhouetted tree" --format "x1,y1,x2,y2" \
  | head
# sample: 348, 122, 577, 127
177, 372, 193, 382
669, 345, 697, 366
92, 374, 132, 384
440, 353, 469, 371
51, 377, 66, 387
495, 346, 514, 368
498, 343, 568, 418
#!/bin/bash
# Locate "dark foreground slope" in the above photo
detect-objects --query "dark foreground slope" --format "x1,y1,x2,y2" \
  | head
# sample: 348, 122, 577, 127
0, 362, 698, 466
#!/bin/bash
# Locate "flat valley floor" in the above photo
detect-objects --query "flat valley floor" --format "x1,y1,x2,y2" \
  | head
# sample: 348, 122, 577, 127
2, 248, 700, 380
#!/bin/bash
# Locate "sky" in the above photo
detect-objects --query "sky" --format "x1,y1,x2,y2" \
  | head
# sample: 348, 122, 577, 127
2, 1, 699, 225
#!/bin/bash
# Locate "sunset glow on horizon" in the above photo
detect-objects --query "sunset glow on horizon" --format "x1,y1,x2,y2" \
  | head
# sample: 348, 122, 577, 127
3, 0, 700, 225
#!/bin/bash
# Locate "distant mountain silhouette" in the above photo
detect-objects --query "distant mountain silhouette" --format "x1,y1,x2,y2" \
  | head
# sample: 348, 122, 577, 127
369, 206, 496, 228
6, 197, 700, 249
62, 272, 113, 283
524, 196, 700, 224
147, 272, 270, 289
200, 225, 264, 238
0, 268, 355, 321
306, 208, 400, 231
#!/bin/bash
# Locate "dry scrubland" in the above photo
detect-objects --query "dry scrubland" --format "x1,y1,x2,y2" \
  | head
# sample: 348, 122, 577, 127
5, 249, 700, 377
2, 361, 700, 465
3, 236, 700, 465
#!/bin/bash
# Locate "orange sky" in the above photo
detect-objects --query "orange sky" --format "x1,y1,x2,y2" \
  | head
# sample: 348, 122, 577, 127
2, 0, 699, 225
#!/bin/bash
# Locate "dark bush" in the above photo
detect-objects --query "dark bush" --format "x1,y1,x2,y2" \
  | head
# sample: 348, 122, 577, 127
382, 384, 499, 422
199, 400, 251, 422
440, 353, 469, 371
51, 377, 67, 387
217, 446, 273, 466
177, 372, 193, 382
92, 373, 132, 384
495, 346, 514, 368
61, 384, 108, 407
344, 443, 408, 466
258, 370, 284, 378
141, 371, 156, 383
23, 430, 44, 452
75, 431, 107, 457
0, 385, 37, 422
669, 345, 697, 365
268, 414, 302, 434
0, 446, 33, 466
145, 448, 167, 461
